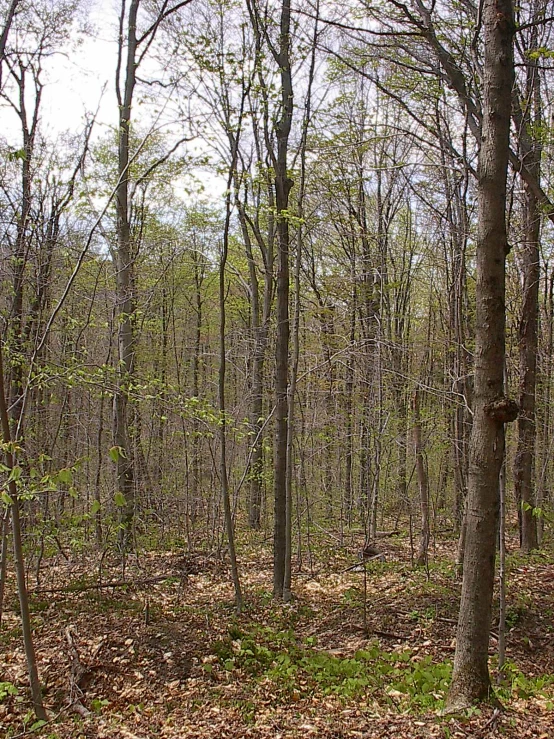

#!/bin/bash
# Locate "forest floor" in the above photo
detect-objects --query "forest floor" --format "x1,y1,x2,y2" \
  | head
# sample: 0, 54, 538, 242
2, 532, 554, 738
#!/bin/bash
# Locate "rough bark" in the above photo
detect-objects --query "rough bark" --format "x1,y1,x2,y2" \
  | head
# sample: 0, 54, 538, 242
446, 0, 515, 711
513, 20, 541, 553
413, 390, 430, 567
270, 0, 293, 599
114, 0, 139, 549
219, 173, 243, 613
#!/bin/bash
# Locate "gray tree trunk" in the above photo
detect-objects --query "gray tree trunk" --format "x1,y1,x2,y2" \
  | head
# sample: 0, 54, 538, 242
513, 17, 541, 553
114, 0, 139, 549
270, 0, 293, 599
447, 0, 516, 710
413, 390, 430, 567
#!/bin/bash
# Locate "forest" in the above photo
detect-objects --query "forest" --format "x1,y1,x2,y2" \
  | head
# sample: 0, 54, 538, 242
1, 0, 554, 736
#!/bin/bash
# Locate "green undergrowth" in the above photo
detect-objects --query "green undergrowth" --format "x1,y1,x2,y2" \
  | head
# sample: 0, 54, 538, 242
211, 625, 453, 710
210, 625, 554, 713
495, 660, 554, 705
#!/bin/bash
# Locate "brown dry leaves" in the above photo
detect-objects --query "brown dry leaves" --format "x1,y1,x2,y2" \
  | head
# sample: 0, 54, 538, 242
1, 540, 553, 738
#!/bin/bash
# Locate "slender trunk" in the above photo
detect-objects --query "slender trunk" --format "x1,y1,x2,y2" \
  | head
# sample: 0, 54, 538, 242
413, 390, 430, 567
115, 0, 139, 549
447, 0, 516, 709
191, 247, 203, 525
249, 348, 265, 529
344, 273, 356, 526
271, 0, 293, 599
514, 29, 541, 553
283, 10, 317, 595
0, 341, 46, 721
498, 429, 507, 677
94, 385, 105, 545
219, 201, 243, 613
0, 508, 9, 626
284, 223, 301, 603
0, 0, 21, 86
237, 204, 271, 530
536, 269, 554, 544
514, 184, 540, 552
9, 66, 38, 441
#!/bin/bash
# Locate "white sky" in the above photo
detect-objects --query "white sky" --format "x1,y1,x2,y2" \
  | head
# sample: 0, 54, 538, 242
42, 1, 127, 135
1, 1, 226, 203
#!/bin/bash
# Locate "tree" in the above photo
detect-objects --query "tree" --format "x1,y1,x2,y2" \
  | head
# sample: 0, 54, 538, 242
245, 0, 294, 599
0, 1, 90, 719
446, 0, 517, 709
512, 0, 549, 553
112, 0, 192, 548
412, 389, 430, 567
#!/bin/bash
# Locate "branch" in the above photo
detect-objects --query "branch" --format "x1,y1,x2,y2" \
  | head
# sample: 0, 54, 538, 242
137, 0, 194, 46
129, 134, 192, 200
33, 573, 185, 594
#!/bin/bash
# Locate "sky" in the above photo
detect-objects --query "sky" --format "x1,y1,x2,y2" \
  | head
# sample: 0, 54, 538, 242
42, 0, 126, 135
26, 0, 226, 203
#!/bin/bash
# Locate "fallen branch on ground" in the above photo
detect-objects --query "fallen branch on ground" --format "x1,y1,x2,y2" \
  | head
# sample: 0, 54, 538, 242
33, 573, 185, 594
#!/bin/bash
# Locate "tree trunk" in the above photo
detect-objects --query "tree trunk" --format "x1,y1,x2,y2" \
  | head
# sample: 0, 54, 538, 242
219, 176, 243, 613
447, 0, 516, 710
0, 341, 46, 721
536, 268, 554, 545
236, 203, 272, 531
344, 272, 356, 526
413, 390, 430, 567
271, 0, 293, 600
513, 22, 541, 553
114, 0, 139, 549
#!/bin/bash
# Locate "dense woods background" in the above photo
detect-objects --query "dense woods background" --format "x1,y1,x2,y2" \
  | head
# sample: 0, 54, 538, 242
2, 0, 554, 731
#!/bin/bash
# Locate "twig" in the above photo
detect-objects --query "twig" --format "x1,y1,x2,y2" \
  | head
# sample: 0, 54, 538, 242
343, 554, 385, 572
9, 702, 78, 738
371, 629, 410, 640
33, 573, 183, 594
450, 719, 471, 737
480, 707, 501, 733
65, 626, 90, 718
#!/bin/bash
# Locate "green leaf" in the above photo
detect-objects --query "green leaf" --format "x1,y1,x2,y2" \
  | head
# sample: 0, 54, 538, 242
7, 466, 22, 483
58, 468, 73, 484
7, 148, 26, 162
30, 720, 47, 731
109, 445, 126, 462
0, 681, 18, 700
91, 499, 101, 514
114, 491, 126, 507
1, 490, 14, 506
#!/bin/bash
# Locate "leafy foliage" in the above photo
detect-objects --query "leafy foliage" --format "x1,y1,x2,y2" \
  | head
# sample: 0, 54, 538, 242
211, 626, 453, 709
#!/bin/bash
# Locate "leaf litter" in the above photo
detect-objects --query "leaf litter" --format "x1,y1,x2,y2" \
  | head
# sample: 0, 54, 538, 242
1, 539, 553, 738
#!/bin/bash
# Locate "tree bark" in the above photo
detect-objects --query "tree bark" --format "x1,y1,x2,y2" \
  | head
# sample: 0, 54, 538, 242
0, 340, 46, 721
270, 0, 293, 600
219, 177, 243, 613
513, 18, 541, 553
114, 0, 139, 549
447, 0, 516, 710
413, 390, 430, 567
